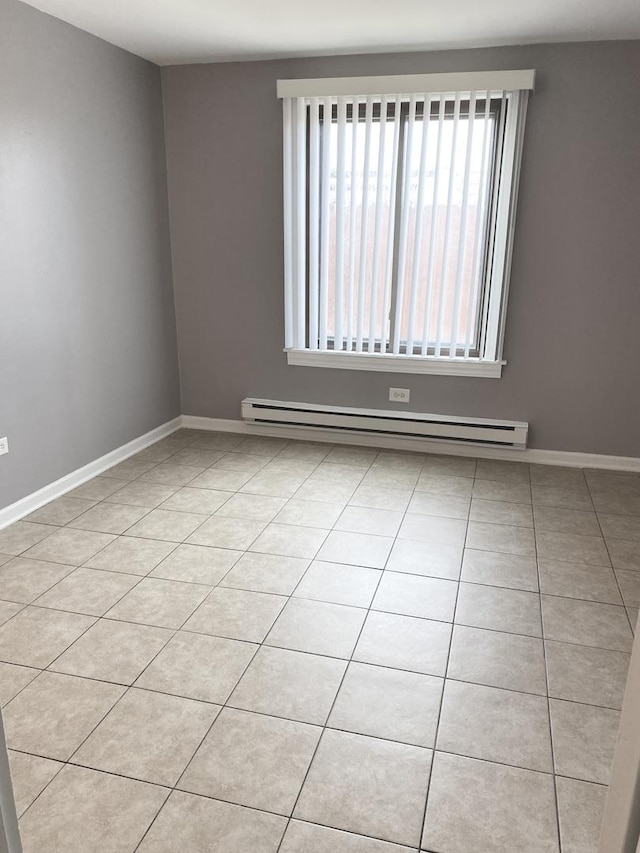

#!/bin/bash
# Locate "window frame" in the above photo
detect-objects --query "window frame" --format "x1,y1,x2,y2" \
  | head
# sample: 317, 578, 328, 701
279, 71, 534, 378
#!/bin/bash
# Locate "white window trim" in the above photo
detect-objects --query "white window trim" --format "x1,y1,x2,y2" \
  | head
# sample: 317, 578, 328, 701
286, 349, 505, 377
279, 70, 534, 378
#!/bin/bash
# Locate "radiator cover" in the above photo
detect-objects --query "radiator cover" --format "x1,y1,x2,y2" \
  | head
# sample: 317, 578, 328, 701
241, 398, 528, 449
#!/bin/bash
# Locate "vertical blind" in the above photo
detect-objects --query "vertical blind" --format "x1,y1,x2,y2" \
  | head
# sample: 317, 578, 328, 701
279, 71, 534, 368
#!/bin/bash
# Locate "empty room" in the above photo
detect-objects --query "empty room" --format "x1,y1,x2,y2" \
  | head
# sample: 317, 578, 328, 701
1, 0, 640, 850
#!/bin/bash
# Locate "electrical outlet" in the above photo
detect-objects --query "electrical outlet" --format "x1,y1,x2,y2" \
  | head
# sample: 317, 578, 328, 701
0, 437, 8, 456
389, 388, 410, 403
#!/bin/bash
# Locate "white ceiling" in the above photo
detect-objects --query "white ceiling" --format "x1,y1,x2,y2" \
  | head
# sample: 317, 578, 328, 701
20, 0, 640, 65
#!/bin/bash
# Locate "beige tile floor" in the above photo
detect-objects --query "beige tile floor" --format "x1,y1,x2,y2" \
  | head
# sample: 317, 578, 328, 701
0, 428, 637, 852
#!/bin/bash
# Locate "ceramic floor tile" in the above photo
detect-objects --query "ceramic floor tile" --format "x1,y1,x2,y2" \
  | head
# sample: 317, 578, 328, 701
372, 572, 457, 622
136, 790, 286, 853
50, 618, 172, 684
189, 468, 253, 491
219, 552, 309, 595
555, 777, 607, 853
536, 531, 610, 567
372, 451, 425, 472
74, 687, 219, 786
475, 459, 530, 484
328, 661, 443, 747
237, 437, 289, 456
353, 611, 452, 676
538, 559, 622, 604
67, 476, 129, 501
22, 527, 115, 565
212, 451, 269, 474
214, 493, 286, 522
240, 471, 307, 498
19, 764, 168, 853
460, 548, 538, 591
293, 561, 381, 607
124, 509, 205, 543
179, 707, 320, 815
0, 662, 39, 705
139, 462, 202, 487
448, 625, 547, 694
545, 640, 629, 709
191, 433, 245, 451
466, 521, 535, 556
437, 679, 552, 771
228, 646, 346, 725
280, 821, 414, 853
249, 523, 328, 559
470, 499, 533, 527
186, 516, 265, 550
422, 455, 476, 478
348, 485, 412, 512
398, 513, 467, 547
533, 506, 601, 536
323, 446, 376, 467
150, 543, 240, 585
334, 506, 403, 537
106, 578, 211, 629
422, 752, 559, 853
265, 598, 366, 658
591, 492, 640, 517
166, 448, 225, 468
34, 567, 139, 615
184, 587, 286, 642
294, 729, 431, 847
530, 465, 586, 489
4, 671, 124, 759
26, 496, 96, 526
598, 512, 640, 541
136, 630, 257, 703
407, 492, 470, 520
316, 530, 394, 569
615, 569, 640, 607
278, 442, 332, 463
67, 503, 149, 535
472, 480, 531, 504
386, 539, 463, 580
360, 468, 419, 491
102, 458, 157, 481
311, 463, 366, 487
532, 485, 594, 511
0, 606, 95, 667
541, 595, 633, 651
455, 583, 542, 636
8, 750, 63, 816
0, 522, 55, 556
414, 472, 473, 497
607, 538, 640, 571
293, 479, 356, 505
0, 557, 75, 603
83, 536, 176, 576
0, 601, 22, 627
273, 499, 343, 529
160, 487, 231, 515
550, 698, 620, 784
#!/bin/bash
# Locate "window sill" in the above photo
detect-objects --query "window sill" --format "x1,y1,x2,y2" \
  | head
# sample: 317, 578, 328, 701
285, 349, 504, 378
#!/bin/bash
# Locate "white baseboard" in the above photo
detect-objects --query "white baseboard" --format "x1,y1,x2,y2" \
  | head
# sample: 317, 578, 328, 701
0, 417, 182, 531
181, 415, 640, 472
2, 411, 638, 533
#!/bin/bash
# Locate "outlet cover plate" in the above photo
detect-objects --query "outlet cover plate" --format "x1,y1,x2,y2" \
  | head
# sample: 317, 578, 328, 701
389, 388, 410, 403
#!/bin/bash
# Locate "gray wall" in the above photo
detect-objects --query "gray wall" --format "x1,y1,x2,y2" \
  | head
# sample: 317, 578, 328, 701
162, 42, 640, 456
0, 0, 180, 509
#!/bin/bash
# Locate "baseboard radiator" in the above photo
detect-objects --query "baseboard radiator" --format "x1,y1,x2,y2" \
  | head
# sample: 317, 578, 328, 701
241, 398, 529, 449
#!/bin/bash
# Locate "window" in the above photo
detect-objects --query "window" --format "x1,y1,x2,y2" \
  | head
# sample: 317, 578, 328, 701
278, 70, 534, 377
